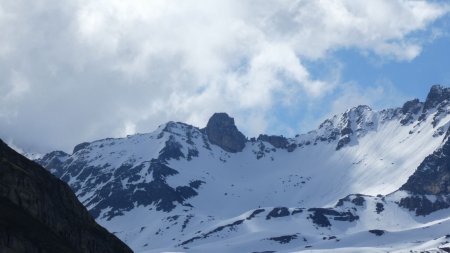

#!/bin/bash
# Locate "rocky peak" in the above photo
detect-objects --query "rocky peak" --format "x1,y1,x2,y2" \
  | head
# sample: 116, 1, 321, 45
401, 98, 422, 114
333, 105, 373, 128
36, 150, 70, 177
73, 142, 90, 154
423, 85, 450, 111
204, 113, 246, 153
351, 105, 372, 113
334, 105, 375, 150
312, 105, 376, 150
399, 98, 423, 125
346, 105, 373, 122
162, 121, 188, 132
41, 150, 70, 160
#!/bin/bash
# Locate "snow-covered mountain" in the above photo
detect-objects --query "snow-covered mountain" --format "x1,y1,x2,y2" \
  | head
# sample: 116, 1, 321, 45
37, 85, 450, 252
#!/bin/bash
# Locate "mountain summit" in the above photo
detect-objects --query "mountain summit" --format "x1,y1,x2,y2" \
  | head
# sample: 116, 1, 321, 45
424, 84, 450, 111
204, 112, 247, 153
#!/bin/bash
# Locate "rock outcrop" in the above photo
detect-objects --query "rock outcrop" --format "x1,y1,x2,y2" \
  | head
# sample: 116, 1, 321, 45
37, 150, 70, 177
204, 113, 246, 153
423, 85, 450, 112
400, 98, 423, 125
257, 134, 296, 151
0, 139, 133, 253
401, 136, 450, 195
257, 134, 288, 149
399, 135, 450, 215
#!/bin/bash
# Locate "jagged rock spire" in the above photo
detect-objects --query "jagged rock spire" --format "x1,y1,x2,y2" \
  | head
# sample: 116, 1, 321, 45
423, 84, 450, 111
204, 113, 246, 153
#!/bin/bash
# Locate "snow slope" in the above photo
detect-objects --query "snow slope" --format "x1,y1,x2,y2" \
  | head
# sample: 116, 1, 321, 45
37, 85, 450, 252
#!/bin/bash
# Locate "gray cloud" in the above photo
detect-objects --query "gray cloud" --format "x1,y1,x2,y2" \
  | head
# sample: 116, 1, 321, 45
0, 0, 448, 153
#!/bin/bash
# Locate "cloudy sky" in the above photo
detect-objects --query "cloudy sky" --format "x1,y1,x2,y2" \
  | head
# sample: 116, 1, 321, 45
1, 0, 450, 153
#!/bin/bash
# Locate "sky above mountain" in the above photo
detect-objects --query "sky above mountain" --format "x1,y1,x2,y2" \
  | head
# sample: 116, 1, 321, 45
1, 0, 450, 153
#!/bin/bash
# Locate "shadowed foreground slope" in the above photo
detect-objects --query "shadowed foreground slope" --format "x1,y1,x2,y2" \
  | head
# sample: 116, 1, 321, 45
0, 139, 133, 253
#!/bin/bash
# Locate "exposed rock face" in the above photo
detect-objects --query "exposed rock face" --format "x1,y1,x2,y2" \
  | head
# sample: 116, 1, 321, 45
335, 105, 374, 150
401, 99, 422, 114
400, 99, 423, 125
257, 134, 296, 151
257, 134, 288, 148
73, 142, 91, 154
86, 157, 200, 219
37, 133, 202, 220
204, 113, 246, 153
399, 135, 450, 215
0, 139, 133, 253
401, 137, 450, 195
398, 194, 450, 216
307, 208, 359, 227
37, 150, 70, 177
423, 85, 450, 112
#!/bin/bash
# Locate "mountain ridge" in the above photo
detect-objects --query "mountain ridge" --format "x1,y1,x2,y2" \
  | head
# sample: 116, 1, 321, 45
38, 84, 450, 157
36, 84, 450, 253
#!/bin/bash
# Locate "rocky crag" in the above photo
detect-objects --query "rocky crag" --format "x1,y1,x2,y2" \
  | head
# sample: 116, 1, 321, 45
0, 139, 133, 253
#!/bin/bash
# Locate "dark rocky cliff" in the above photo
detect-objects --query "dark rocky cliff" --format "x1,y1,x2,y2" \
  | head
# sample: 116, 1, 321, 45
401, 135, 450, 195
0, 139, 133, 253
204, 113, 247, 153
399, 133, 450, 215
423, 85, 450, 112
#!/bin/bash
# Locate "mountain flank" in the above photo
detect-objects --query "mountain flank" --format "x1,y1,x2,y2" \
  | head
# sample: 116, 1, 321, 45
0, 139, 133, 253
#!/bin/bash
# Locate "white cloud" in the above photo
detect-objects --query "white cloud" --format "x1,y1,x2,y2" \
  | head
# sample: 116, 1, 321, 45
0, 71, 30, 101
0, 0, 448, 152
330, 81, 407, 116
